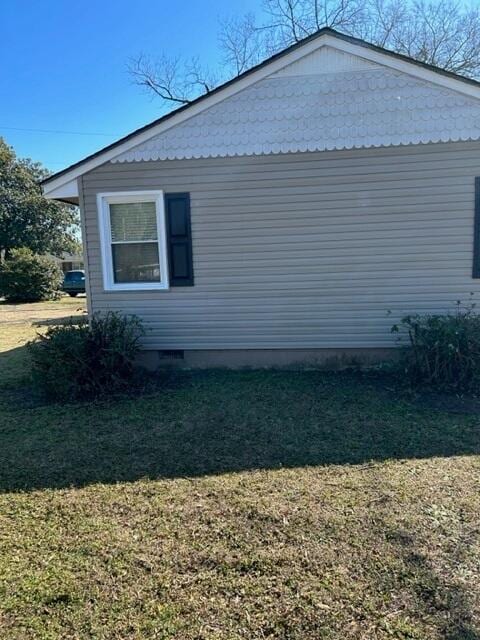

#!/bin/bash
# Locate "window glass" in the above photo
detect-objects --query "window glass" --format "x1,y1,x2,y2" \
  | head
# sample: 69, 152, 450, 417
109, 201, 161, 284
112, 242, 160, 283
65, 271, 85, 282
110, 202, 157, 242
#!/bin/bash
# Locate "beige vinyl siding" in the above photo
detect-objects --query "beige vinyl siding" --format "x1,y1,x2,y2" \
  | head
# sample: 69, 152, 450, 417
80, 141, 480, 349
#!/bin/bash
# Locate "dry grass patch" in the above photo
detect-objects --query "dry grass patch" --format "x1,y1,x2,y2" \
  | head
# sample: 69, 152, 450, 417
1, 460, 479, 639
0, 296, 86, 386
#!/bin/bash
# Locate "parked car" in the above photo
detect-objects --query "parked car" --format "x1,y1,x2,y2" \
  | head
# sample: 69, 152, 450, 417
63, 270, 85, 297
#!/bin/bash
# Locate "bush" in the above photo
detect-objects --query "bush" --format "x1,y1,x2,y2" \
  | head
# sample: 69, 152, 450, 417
0, 248, 63, 302
28, 312, 145, 400
391, 298, 480, 392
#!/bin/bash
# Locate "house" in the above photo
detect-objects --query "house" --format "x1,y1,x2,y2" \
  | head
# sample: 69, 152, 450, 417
42, 28, 480, 368
50, 252, 84, 273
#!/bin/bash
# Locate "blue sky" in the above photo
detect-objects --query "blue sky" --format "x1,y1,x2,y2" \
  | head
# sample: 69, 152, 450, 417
1, 1, 262, 172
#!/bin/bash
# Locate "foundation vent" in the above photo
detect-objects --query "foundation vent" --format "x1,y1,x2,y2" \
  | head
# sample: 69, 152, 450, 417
159, 350, 185, 360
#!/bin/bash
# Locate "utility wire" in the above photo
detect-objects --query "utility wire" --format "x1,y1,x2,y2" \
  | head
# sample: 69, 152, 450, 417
0, 126, 120, 137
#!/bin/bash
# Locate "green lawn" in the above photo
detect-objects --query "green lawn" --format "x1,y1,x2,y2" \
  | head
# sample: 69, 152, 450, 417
0, 299, 479, 639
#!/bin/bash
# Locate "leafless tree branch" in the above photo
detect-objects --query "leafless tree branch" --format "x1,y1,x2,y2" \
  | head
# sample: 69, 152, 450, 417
219, 13, 265, 75
128, 53, 217, 108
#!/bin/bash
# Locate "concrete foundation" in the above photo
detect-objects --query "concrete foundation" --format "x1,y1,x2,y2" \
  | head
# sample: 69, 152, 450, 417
137, 347, 398, 371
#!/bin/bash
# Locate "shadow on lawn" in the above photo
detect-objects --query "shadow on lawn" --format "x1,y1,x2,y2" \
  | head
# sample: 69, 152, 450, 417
0, 343, 479, 492
385, 525, 480, 640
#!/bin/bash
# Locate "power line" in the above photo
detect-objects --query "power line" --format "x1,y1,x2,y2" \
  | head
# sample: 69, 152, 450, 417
0, 126, 120, 137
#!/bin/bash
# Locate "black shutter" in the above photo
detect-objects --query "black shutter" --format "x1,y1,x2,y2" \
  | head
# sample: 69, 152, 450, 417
165, 192, 194, 286
474, 178, 480, 278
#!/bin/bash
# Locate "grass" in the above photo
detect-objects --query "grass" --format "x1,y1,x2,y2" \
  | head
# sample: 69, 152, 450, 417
0, 298, 479, 639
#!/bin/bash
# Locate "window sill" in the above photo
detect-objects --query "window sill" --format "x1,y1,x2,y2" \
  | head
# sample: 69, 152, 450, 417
103, 282, 170, 292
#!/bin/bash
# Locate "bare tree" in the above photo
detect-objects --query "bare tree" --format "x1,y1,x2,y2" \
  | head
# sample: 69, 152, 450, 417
261, 0, 367, 45
219, 13, 266, 75
380, 0, 480, 75
128, 54, 217, 105
129, 0, 480, 109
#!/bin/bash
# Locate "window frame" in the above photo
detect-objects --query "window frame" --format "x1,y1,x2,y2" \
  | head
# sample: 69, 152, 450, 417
97, 190, 169, 291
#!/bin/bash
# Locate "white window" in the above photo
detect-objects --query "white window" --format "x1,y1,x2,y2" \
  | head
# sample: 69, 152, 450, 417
97, 191, 169, 291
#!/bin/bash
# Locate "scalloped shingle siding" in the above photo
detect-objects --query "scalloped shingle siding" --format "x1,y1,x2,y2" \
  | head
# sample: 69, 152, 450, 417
113, 69, 480, 162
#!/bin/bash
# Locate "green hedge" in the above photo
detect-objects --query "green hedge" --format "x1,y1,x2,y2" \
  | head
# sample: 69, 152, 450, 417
0, 248, 63, 302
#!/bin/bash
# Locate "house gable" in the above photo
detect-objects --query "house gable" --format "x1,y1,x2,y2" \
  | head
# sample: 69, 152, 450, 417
42, 28, 480, 199
271, 44, 381, 76
113, 44, 480, 162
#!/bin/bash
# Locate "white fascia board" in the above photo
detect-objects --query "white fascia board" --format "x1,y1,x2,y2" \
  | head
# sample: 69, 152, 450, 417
42, 33, 480, 196
43, 178, 79, 200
